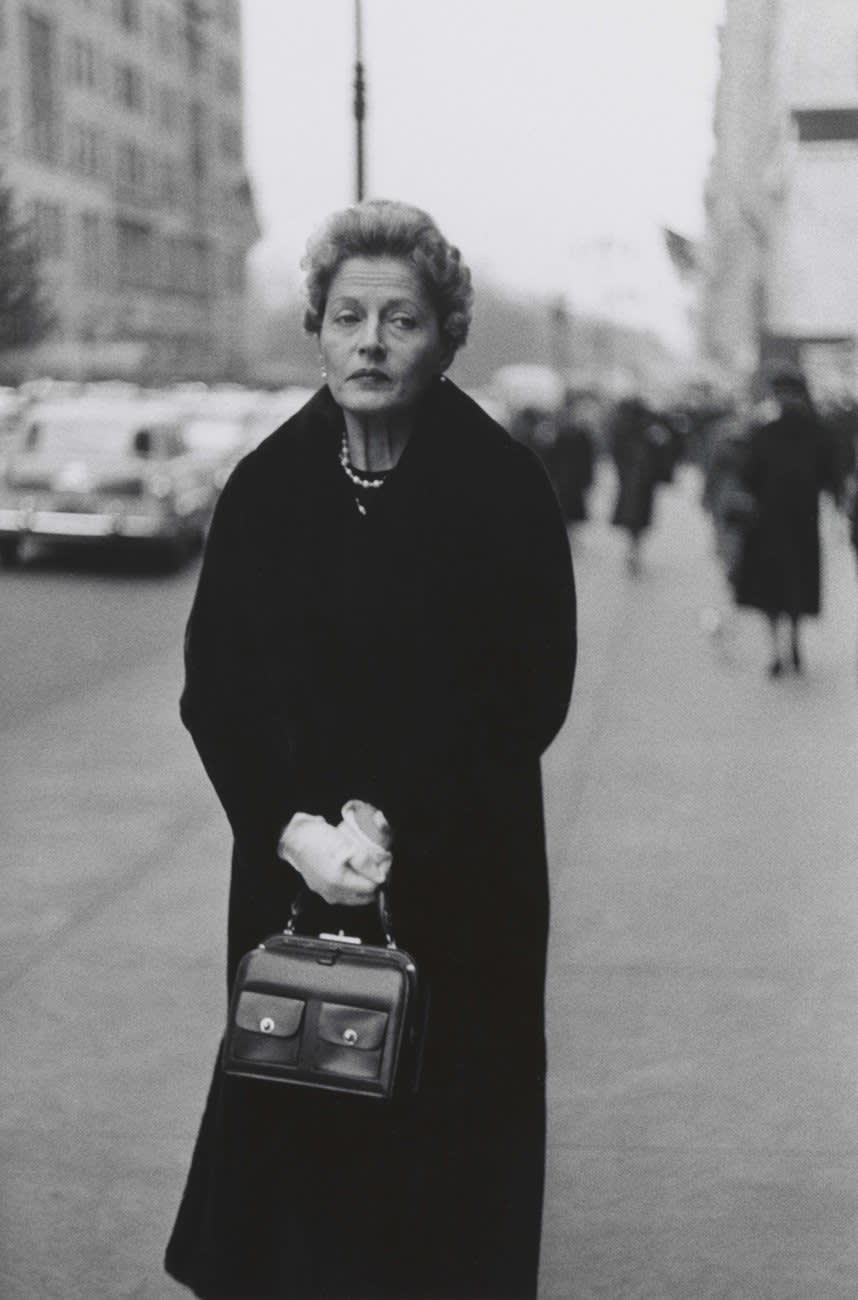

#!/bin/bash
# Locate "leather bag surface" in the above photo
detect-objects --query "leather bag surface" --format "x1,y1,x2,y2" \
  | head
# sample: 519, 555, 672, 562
223, 893, 422, 1100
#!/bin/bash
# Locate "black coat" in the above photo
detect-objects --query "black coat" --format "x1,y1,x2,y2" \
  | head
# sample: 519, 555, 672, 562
164, 378, 577, 1299
609, 401, 663, 535
735, 407, 834, 618
544, 424, 594, 523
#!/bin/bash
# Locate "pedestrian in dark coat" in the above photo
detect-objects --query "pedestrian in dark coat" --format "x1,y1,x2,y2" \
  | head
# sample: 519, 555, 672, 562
609, 397, 666, 574
551, 397, 595, 525
164, 199, 577, 1300
735, 366, 836, 676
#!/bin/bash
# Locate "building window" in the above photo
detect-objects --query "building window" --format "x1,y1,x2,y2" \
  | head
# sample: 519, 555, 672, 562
225, 251, 244, 293
189, 100, 206, 181
117, 217, 151, 285
69, 36, 97, 89
156, 10, 172, 56
185, 4, 206, 74
31, 199, 65, 258
25, 11, 60, 162
159, 83, 180, 131
69, 122, 101, 177
219, 118, 241, 162
219, 0, 238, 32
164, 234, 210, 296
117, 0, 142, 33
116, 61, 144, 111
69, 121, 84, 171
159, 156, 179, 205
80, 211, 102, 285
116, 139, 147, 196
793, 108, 858, 143
166, 236, 183, 295
188, 236, 209, 295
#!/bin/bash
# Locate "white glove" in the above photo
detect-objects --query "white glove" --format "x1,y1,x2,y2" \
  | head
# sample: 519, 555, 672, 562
277, 812, 378, 907
336, 799, 393, 885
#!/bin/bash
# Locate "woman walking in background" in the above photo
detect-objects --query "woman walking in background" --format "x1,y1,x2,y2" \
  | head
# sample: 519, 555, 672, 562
609, 396, 671, 575
735, 364, 837, 677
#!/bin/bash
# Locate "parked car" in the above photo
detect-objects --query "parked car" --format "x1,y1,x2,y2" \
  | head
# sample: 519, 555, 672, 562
243, 386, 317, 450
179, 414, 254, 490
0, 397, 217, 567
165, 387, 270, 489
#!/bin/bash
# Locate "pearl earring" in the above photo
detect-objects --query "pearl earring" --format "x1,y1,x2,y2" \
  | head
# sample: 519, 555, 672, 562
319, 358, 327, 379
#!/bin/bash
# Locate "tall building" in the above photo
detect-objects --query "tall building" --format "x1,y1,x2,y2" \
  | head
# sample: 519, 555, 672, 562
0, 0, 259, 381
701, 0, 858, 394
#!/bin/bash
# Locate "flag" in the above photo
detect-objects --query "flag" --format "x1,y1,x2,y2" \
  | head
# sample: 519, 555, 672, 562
662, 227, 698, 280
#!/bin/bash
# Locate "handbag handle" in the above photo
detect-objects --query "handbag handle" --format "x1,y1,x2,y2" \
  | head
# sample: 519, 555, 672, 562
285, 883, 397, 950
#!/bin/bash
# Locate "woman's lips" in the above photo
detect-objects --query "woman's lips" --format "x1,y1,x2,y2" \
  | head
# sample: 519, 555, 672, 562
349, 370, 390, 382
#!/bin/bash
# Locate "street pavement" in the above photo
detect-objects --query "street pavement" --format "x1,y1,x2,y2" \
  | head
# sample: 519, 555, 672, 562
1, 464, 857, 1299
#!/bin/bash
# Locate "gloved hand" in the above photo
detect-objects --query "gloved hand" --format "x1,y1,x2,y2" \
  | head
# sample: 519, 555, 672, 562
278, 812, 379, 907
337, 799, 393, 885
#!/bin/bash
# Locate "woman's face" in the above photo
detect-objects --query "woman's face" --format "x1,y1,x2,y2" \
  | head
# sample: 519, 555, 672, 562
319, 256, 449, 418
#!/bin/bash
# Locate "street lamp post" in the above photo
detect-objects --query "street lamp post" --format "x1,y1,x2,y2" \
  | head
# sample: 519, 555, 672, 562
353, 0, 366, 202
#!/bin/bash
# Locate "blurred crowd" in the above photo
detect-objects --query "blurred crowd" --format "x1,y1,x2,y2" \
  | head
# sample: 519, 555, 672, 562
4, 363, 858, 682
490, 361, 858, 679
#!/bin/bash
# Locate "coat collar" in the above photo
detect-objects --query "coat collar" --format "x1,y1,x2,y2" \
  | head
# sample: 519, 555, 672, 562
281, 375, 496, 513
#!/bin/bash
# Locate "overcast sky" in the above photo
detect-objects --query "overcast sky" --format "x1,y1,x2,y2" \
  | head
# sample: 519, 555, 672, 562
241, 0, 725, 351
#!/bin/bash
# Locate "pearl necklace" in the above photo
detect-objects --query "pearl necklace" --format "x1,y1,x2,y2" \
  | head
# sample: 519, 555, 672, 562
339, 431, 390, 515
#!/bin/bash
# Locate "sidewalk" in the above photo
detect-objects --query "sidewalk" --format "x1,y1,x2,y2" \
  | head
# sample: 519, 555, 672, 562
540, 467, 858, 1298
0, 466, 856, 1298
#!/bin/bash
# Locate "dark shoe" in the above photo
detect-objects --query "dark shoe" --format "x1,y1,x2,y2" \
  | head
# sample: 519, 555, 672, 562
768, 658, 784, 678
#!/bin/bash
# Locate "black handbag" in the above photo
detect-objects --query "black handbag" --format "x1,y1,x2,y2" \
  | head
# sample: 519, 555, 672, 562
222, 889, 424, 1100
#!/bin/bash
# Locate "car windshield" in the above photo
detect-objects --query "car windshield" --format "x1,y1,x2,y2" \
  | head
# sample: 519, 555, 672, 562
20, 414, 146, 459
182, 420, 245, 453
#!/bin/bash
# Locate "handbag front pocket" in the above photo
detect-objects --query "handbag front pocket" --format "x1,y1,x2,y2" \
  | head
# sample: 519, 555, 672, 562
232, 991, 305, 1067
313, 1002, 388, 1080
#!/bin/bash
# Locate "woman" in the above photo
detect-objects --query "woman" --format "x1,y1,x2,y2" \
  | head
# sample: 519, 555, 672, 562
609, 396, 667, 575
547, 394, 595, 529
164, 199, 576, 1299
735, 365, 835, 676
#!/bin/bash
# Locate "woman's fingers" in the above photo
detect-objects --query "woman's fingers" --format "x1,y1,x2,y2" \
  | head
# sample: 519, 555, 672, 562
338, 822, 392, 883
327, 862, 380, 906
278, 811, 386, 905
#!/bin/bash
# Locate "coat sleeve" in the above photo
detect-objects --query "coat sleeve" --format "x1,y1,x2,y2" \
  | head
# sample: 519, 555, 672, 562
389, 438, 576, 839
470, 440, 577, 761
382, 441, 576, 953
179, 460, 299, 873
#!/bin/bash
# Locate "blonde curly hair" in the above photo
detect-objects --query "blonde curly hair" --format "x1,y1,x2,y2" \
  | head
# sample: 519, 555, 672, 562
301, 199, 473, 357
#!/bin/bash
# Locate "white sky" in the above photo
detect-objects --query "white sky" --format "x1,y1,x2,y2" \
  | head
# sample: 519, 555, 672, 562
241, 0, 725, 351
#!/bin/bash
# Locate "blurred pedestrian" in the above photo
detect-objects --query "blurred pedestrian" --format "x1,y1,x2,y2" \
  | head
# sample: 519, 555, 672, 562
609, 396, 669, 574
700, 401, 754, 635
164, 198, 576, 1300
551, 393, 596, 528
734, 364, 837, 677
819, 390, 858, 506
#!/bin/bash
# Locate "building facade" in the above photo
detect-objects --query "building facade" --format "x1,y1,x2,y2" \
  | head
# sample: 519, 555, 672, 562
701, 0, 858, 394
0, 0, 259, 381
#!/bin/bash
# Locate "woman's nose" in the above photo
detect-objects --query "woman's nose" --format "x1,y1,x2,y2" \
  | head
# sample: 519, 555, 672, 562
357, 317, 385, 355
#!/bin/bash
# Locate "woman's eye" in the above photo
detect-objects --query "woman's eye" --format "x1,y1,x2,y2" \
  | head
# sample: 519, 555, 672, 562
390, 315, 416, 329
333, 312, 359, 326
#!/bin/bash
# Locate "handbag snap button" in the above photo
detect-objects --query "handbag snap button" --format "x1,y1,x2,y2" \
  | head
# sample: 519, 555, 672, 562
259, 1017, 275, 1034
342, 1028, 359, 1046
